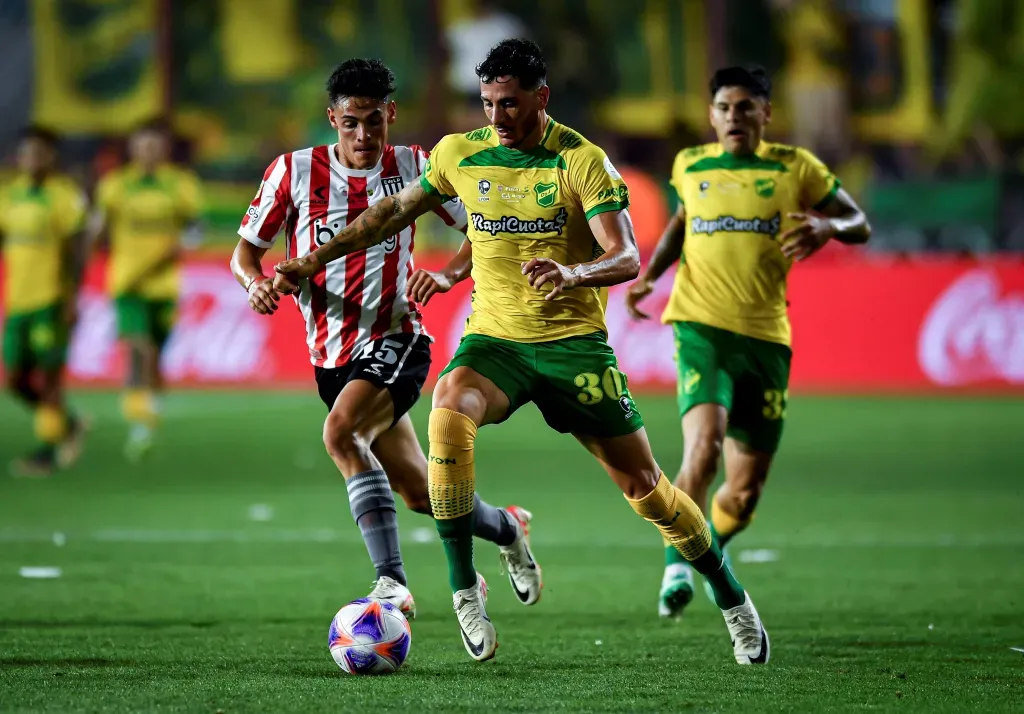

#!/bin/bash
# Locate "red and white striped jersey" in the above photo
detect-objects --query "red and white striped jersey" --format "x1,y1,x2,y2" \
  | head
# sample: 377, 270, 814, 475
238, 144, 467, 367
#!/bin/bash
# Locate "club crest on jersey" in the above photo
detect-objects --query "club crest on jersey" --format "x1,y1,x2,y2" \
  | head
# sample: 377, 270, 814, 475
534, 182, 558, 208
381, 176, 405, 197
691, 212, 781, 238
755, 178, 776, 198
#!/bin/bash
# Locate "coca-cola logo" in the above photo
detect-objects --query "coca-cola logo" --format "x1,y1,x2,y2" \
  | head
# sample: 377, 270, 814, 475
918, 270, 1024, 385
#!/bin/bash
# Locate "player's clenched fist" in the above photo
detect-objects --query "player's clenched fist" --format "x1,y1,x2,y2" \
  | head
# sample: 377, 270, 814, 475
273, 254, 321, 295
521, 257, 579, 301
247, 277, 280, 315
779, 212, 833, 261
407, 268, 455, 306
624, 278, 654, 320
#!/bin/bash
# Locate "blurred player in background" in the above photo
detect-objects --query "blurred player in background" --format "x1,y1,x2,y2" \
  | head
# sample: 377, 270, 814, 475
0, 126, 89, 476
230, 58, 536, 619
625, 66, 871, 618
275, 40, 768, 666
90, 119, 202, 462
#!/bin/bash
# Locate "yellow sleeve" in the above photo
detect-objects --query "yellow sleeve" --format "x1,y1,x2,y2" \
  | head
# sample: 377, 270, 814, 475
418, 135, 458, 200
569, 143, 630, 221
796, 147, 841, 211
0, 188, 8, 233
176, 170, 202, 222
669, 150, 688, 206
95, 174, 119, 218
55, 182, 88, 237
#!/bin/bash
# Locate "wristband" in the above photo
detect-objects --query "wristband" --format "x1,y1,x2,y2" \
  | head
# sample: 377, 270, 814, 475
246, 275, 267, 294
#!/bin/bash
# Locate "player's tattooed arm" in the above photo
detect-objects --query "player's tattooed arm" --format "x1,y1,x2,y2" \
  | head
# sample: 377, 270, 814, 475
273, 181, 442, 293
523, 208, 640, 301
624, 203, 686, 319
780, 188, 871, 261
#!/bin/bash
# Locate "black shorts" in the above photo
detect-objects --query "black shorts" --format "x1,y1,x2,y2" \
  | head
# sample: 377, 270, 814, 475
314, 333, 432, 425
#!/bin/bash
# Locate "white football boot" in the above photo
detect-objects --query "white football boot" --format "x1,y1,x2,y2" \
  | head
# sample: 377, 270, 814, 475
367, 575, 417, 620
453, 572, 496, 661
498, 505, 542, 606
723, 592, 770, 664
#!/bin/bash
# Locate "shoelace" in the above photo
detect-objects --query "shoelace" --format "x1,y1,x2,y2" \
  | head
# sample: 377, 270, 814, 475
725, 610, 760, 650
454, 594, 484, 638
368, 578, 395, 598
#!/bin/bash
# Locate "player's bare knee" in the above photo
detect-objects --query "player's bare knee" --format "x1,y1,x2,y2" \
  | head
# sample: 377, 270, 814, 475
684, 434, 722, 481
322, 412, 372, 466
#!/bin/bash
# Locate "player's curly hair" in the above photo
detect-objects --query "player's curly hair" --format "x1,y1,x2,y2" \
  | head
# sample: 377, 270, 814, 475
709, 65, 772, 99
475, 38, 547, 90
326, 59, 396, 105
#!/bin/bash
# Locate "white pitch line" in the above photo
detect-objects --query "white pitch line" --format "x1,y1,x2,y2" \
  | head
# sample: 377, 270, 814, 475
0, 529, 1022, 548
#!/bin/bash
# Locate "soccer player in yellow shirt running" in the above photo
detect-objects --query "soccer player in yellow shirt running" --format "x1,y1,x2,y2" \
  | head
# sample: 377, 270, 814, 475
91, 120, 202, 461
275, 40, 769, 665
625, 66, 871, 618
0, 126, 89, 476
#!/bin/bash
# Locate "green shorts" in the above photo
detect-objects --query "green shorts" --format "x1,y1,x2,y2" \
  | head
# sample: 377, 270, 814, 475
115, 295, 176, 348
2, 304, 69, 372
673, 321, 792, 453
440, 332, 645, 438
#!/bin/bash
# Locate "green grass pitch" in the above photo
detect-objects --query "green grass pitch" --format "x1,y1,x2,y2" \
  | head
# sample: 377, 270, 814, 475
1, 391, 1022, 712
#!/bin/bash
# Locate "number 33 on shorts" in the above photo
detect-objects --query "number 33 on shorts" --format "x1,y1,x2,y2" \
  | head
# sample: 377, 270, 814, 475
762, 389, 788, 420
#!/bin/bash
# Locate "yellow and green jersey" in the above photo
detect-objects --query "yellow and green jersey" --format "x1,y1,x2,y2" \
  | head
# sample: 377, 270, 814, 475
663, 142, 839, 346
96, 163, 201, 299
0, 174, 87, 315
420, 118, 629, 343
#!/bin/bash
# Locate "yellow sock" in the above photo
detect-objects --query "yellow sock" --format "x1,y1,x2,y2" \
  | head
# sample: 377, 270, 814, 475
712, 492, 753, 543
34, 405, 68, 445
121, 389, 158, 428
627, 473, 711, 560
427, 408, 478, 591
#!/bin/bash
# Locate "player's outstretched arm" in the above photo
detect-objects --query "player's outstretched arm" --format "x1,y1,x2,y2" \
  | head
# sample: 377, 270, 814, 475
273, 181, 443, 294
407, 238, 473, 306
231, 238, 279, 315
625, 203, 687, 320
522, 209, 640, 301
780, 188, 871, 261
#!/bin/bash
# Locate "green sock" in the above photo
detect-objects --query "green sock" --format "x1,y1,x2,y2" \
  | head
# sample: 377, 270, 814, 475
688, 539, 745, 609
435, 512, 477, 592
665, 543, 688, 567
710, 522, 734, 549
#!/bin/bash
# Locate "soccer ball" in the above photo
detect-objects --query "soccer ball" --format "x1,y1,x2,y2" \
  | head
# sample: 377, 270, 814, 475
329, 598, 412, 674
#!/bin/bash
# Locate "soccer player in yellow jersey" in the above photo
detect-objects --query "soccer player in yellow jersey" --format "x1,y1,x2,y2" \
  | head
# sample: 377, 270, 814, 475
0, 126, 89, 476
626, 66, 871, 618
275, 40, 769, 665
91, 120, 202, 461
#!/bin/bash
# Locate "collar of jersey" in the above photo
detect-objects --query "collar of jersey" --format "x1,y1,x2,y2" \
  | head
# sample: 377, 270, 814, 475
329, 144, 383, 177
490, 117, 557, 159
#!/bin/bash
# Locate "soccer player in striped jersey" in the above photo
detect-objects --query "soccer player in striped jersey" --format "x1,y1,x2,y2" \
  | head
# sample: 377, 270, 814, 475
230, 59, 539, 619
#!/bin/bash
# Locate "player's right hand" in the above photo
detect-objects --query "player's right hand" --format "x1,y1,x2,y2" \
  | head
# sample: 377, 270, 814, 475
247, 277, 280, 315
625, 278, 654, 320
406, 269, 454, 306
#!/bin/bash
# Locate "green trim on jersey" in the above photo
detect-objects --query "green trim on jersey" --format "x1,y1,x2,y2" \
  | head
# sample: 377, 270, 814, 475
459, 145, 567, 171
685, 153, 789, 174
585, 199, 629, 221
419, 174, 453, 202
812, 178, 842, 211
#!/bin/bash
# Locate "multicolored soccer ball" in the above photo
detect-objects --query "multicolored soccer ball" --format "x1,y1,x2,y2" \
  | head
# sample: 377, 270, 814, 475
329, 598, 411, 674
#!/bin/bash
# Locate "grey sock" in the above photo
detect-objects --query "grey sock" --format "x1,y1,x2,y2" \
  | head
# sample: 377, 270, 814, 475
347, 470, 407, 586
471, 494, 518, 547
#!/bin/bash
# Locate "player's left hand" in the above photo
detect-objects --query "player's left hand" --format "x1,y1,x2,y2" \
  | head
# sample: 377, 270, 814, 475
273, 254, 321, 295
522, 258, 579, 301
779, 213, 834, 261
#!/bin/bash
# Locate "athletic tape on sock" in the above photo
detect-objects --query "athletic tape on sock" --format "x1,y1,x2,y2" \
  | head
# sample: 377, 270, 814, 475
627, 474, 712, 561
427, 408, 477, 520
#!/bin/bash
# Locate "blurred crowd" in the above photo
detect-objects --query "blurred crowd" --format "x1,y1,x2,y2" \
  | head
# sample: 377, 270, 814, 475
0, 0, 1022, 252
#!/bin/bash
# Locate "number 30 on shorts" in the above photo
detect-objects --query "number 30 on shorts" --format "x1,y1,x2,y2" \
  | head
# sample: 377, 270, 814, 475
575, 367, 627, 405
762, 389, 788, 420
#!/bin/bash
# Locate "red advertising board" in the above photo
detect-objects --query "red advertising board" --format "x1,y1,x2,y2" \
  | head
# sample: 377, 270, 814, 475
1, 254, 1023, 392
